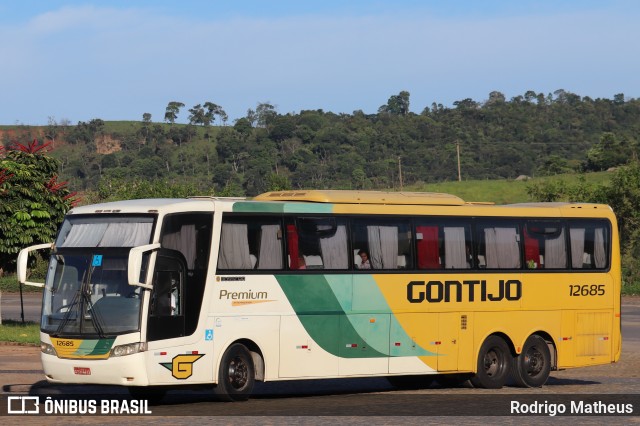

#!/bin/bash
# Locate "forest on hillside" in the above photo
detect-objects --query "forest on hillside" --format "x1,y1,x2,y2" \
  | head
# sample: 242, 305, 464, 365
2, 90, 639, 197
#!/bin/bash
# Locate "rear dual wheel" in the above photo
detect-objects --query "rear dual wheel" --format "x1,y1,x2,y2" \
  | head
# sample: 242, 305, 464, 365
470, 335, 511, 389
510, 335, 551, 388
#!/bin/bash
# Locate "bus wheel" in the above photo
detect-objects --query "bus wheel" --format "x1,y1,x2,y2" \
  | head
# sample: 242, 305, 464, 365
510, 335, 551, 388
470, 335, 511, 389
387, 375, 434, 389
214, 343, 255, 402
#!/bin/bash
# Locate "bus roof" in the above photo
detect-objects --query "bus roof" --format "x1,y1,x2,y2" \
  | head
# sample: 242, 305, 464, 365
501, 202, 613, 211
253, 190, 466, 206
67, 198, 217, 215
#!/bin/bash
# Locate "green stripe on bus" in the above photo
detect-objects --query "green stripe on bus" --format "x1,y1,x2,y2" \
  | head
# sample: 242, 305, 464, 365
276, 274, 385, 358
233, 201, 334, 214
276, 275, 435, 358
77, 339, 115, 356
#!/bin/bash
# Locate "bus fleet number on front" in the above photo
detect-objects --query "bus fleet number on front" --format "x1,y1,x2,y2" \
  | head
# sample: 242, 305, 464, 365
569, 284, 605, 297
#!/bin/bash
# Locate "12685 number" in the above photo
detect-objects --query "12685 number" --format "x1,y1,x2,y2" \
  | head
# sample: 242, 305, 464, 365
569, 284, 605, 296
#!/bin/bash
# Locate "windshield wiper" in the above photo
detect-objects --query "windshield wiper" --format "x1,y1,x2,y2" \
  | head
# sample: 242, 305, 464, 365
54, 290, 80, 336
54, 264, 107, 339
82, 264, 106, 339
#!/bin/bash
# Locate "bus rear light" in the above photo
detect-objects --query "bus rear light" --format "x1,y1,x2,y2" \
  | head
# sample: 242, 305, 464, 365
346, 344, 358, 348
394, 342, 401, 346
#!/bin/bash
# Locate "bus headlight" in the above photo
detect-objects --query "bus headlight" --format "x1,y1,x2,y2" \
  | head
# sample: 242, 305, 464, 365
40, 342, 57, 356
111, 342, 147, 357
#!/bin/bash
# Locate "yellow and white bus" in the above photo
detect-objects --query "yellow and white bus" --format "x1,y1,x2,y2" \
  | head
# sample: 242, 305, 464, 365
18, 190, 621, 401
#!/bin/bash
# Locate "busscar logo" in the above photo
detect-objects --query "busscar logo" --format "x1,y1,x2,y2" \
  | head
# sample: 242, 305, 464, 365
216, 276, 246, 282
160, 354, 204, 379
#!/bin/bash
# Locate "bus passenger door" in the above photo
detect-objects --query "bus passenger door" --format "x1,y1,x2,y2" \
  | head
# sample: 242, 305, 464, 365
145, 250, 198, 385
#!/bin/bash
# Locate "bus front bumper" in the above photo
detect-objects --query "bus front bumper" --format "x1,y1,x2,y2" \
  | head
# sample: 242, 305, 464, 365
42, 352, 149, 386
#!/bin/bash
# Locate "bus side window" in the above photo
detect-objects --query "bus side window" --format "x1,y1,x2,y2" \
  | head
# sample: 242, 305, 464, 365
569, 221, 608, 269
416, 220, 471, 270
525, 221, 567, 269
352, 219, 412, 270
477, 221, 521, 269
218, 216, 284, 271
287, 217, 349, 270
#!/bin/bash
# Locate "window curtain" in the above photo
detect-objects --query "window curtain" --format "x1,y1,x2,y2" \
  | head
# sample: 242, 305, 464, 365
61, 223, 108, 247
61, 223, 152, 248
320, 225, 348, 269
162, 224, 197, 269
444, 227, 467, 269
286, 224, 300, 269
218, 223, 252, 269
257, 225, 283, 269
416, 225, 440, 269
484, 227, 520, 268
594, 228, 606, 268
99, 223, 153, 248
544, 229, 566, 268
570, 228, 586, 268
367, 226, 398, 269
523, 229, 540, 267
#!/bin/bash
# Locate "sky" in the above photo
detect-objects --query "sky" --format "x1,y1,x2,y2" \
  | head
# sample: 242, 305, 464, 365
1, 0, 639, 125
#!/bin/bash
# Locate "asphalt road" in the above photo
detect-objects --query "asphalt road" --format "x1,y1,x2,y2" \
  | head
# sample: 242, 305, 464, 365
1, 294, 639, 422
0, 292, 41, 323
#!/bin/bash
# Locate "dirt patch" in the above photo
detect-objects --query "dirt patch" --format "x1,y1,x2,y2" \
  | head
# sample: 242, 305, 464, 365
95, 134, 122, 154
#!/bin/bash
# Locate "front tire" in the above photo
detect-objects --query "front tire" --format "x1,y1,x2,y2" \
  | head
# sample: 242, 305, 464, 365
214, 343, 255, 402
510, 335, 551, 388
470, 335, 511, 389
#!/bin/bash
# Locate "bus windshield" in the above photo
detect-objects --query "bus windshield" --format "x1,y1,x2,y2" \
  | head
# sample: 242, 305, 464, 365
42, 251, 144, 336
42, 215, 155, 337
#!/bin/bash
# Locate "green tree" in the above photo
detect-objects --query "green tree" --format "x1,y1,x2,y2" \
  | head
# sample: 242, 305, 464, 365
256, 103, 277, 128
379, 91, 410, 115
0, 140, 77, 275
164, 101, 185, 124
188, 104, 205, 126
204, 102, 227, 126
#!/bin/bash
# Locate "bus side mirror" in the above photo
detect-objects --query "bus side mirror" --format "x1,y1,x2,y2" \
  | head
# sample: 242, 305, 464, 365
17, 243, 54, 287
128, 243, 161, 289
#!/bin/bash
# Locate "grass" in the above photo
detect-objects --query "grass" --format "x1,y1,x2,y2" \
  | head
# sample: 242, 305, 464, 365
623, 282, 640, 296
0, 274, 43, 293
409, 171, 612, 204
0, 320, 39, 345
